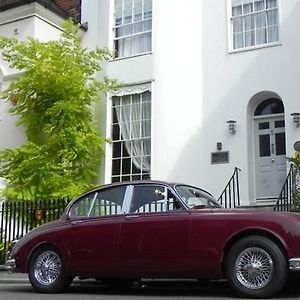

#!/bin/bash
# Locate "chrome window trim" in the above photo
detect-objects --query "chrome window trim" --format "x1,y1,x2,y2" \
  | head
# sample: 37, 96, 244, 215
122, 185, 134, 213
127, 183, 189, 214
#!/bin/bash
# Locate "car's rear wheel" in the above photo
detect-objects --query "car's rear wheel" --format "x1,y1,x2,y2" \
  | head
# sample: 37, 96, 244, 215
225, 235, 287, 298
28, 246, 71, 293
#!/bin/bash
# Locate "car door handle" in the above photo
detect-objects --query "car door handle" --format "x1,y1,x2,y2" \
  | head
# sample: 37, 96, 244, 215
71, 220, 83, 225
125, 215, 140, 220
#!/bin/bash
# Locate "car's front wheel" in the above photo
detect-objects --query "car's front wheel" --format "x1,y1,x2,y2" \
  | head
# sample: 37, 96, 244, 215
28, 246, 70, 293
225, 235, 287, 298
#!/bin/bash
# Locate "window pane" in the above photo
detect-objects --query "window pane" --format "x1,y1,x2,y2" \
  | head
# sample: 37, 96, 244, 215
256, 12, 266, 28
256, 28, 267, 44
267, 26, 278, 42
134, 21, 143, 33
69, 187, 126, 217
254, 99, 284, 116
112, 124, 120, 140
134, 0, 143, 21
275, 120, 285, 128
233, 17, 243, 33
259, 134, 271, 157
254, 0, 265, 11
245, 30, 255, 47
130, 185, 181, 213
267, 10, 278, 26
115, 0, 123, 26
112, 142, 121, 158
266, 0, 277, 9
243, 2, 253, 14
275, 132, 286, 155
112, 159, 121, 175
259, 122, 269, 130
112, 176, 120, 182
122, 158, 131, 174
244, 15, 255, 31
232, 5, 242, 16
233, 33, 244, 49
144, 0, 152, 19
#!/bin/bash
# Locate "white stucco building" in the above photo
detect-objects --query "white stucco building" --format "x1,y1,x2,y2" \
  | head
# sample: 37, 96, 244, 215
1, 0, 300, 206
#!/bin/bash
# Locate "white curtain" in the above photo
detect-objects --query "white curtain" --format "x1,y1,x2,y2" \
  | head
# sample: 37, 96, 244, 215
115, 92, 151, 172
117, 31, 151, 58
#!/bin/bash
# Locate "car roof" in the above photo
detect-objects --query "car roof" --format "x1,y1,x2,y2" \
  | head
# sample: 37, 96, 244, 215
76, 180, 212, 199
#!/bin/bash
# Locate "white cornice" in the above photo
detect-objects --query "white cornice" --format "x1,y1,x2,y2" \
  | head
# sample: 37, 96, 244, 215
0, 2, 65, 30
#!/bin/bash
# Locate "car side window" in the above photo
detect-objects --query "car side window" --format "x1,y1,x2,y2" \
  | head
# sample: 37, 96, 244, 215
130, 185, 183, 214
69, 186, 126, 218
175, 185, 221, 209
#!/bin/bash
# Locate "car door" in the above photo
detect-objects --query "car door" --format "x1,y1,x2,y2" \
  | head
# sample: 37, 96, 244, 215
118, 184, 190, 278
175, 184, 224, 278
61, 185, 128, 276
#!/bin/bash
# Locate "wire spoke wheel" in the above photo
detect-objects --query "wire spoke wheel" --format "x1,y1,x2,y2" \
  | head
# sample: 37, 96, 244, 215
235, 247, 273, 289
226, 236, 287, 298
34, 250, 62, 286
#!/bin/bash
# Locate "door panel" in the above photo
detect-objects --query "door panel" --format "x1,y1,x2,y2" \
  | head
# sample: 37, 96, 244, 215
255, 116, 286, 200
61, 185, 127, 275
63, 217, 121, 275
118, 184, 190, 277
118, 212, 189, 277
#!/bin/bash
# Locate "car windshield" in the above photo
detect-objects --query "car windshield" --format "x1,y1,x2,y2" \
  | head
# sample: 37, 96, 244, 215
175, 185, 222, 209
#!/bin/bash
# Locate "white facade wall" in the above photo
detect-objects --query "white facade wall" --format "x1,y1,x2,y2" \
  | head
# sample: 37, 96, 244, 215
81, 0, 300, 204
0, 3, 65, 151
201, 0, 300, 203
0, 0, 299, 205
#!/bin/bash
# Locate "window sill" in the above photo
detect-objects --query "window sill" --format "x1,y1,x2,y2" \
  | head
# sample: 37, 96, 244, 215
228, 41, 282, 54
111, 51, 152, 62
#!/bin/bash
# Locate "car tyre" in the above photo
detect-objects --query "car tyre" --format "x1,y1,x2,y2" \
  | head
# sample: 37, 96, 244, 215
28, 246, 70, 293
225, 235, 287, 299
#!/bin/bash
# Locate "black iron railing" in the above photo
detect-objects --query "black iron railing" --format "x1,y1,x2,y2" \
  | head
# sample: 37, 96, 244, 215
217, 167, 241, 208
0, 198, 70, 264
274, 166, 294, 212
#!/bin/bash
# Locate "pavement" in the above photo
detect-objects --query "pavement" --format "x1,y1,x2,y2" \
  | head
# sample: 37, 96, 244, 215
0, 269, 29, 284
0, 268, 97, 285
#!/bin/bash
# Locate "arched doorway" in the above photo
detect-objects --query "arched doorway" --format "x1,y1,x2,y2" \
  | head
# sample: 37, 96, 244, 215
254, 98, 286, 201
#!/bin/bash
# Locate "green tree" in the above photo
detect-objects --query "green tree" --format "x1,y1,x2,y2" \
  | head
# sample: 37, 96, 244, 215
0, 20, 117, 201
288, 156, 300, 211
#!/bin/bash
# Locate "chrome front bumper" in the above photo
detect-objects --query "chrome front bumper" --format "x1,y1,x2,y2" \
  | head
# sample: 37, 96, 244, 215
289, 258, 300, 271
5, 252, 16, 273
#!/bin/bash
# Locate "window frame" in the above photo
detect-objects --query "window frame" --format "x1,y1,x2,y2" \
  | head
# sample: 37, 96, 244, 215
228, 0, 281, 53
110, 90, 152, 183
127, 184, 188, 215
67, 185, 132, 219
113, 0, 153, 59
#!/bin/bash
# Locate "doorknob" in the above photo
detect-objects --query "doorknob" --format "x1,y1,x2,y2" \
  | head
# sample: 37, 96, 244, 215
271, 158, 275, 162
71, 220, 83, 225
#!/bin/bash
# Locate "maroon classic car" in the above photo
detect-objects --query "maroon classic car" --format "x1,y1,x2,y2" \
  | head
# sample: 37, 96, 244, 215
5, 180, 300, 298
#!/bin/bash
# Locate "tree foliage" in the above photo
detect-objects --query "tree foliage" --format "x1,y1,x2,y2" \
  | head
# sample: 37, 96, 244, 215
288, 155, 300, 211
0, 20, 117, 200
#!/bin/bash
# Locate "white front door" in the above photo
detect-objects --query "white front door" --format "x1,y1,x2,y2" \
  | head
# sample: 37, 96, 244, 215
255, 115, 287, 200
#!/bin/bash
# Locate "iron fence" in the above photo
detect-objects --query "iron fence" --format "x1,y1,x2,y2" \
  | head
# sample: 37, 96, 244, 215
0, 198, 70, 264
